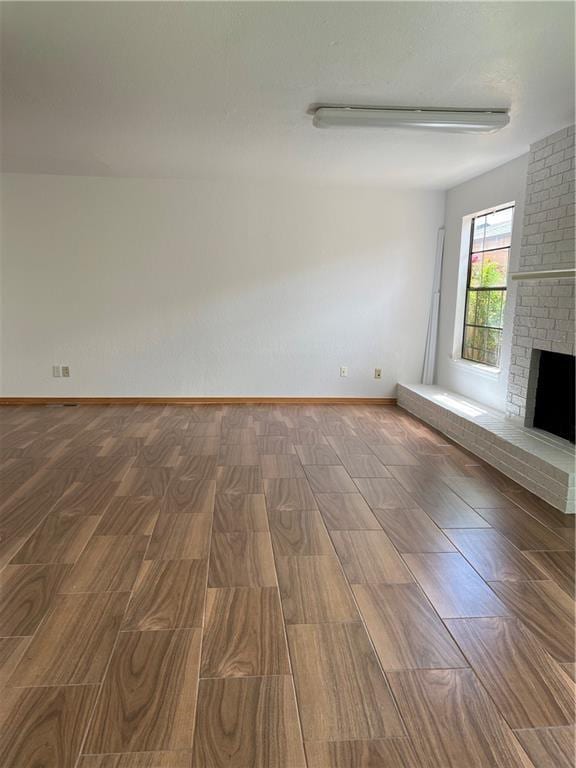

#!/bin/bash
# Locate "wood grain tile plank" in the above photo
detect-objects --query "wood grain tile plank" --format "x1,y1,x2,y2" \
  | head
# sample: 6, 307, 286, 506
388, 668, 534, 768
327, 436, 372, 457
417, 453, 481, 479
2, 403, 574, 768
181, 436, 220, 456
116, 467, 173, 497
289, 428, 328, 445
370, 445, 420, 465
0, 636, 30, 681
264, 478, 317, 512
353, 477, 417, 510
373, 507, 456, 553
515, 726, 575, 768
122, 559, 207, 630
177, 454, 217, 479
51, 481, 119, 515
553, 527, 576, 547
259, 454, 305, 478
213, 493, 268, 531
0, 685, 98, 768
98, 437, 145, 458
488, 580, 575, 662
218, 444, 259, 466
220, 427, 255, 444
338, 452, 391, 478
133, 444, 181, 468
187, 422, 221, 438
330, 529, 413, 584
0, 563, 70, 637
84, 628, 201, 754
77, 456, 134, 483
254, 421, 288, 437
464, 462, 524, 493
477, 506, 568, 550
192, 676, 306, 767
146, 513, 211, 559
78, 753, 192, 768
295, 444, 341, 465
60, 535, 148, 593
14, 467, 79, 500
9, 591, 129, 686
444, 528, 548, 581
0, 536, 26, 572
276, 555, 358, 624
402, 552, 510, 618
316, 492, 381, 530
161, 476, 215, 514
94, 496, 159, 535
208, 532, 276, 587
256, 436, 296, 455
201, 587, 290, 678
269, 509, 333, 555
448, 617, 575, 729
443, 476, 511, 508
354, 583, 467, 670
0, 457, 43, 485
216, 466, 263, 494
504, 488, 576, 530
523, 550, 575, 597
304, 465, 357, 493
388, 468, 491, 528
305, 739, 419, 768
288, 622, 404, 740
10, 511, 100, 565
45, 443, 98, 466
0, 492, 55, 540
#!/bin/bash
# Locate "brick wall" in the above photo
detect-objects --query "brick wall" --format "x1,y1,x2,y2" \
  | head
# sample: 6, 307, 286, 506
506, 125, 575, 419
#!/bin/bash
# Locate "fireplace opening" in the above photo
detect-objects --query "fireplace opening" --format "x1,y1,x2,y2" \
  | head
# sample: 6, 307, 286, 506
532, 351, 575, 443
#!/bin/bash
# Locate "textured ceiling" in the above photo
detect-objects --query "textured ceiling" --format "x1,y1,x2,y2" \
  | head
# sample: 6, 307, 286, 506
1, 1, 574, 188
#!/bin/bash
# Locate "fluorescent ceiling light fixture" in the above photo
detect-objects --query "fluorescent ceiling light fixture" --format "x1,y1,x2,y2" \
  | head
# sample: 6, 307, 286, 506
312, 106, 509, 134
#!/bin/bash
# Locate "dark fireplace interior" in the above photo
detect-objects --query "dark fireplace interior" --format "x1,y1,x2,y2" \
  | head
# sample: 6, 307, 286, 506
533, 351, 575, 443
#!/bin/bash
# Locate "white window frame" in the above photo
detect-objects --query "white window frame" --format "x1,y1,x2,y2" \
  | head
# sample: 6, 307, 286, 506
452, 201, 516, 374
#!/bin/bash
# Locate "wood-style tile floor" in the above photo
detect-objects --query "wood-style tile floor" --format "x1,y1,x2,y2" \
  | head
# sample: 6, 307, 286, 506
0, 403, 574, 767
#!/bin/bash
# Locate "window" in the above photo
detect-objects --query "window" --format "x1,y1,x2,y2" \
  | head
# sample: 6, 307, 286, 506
462, 205, 514, 367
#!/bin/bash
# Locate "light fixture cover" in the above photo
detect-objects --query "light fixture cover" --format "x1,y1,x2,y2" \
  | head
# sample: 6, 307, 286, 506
312, 107, 509, 134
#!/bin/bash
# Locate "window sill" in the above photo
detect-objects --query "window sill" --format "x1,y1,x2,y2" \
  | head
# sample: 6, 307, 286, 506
449, 356, 502, 378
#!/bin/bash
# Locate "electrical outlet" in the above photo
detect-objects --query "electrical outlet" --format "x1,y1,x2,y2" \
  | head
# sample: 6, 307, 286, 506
52, 365, 61, 378
340, 366, 348, 377
61, 366, 70, 378
374, 368, 382, 379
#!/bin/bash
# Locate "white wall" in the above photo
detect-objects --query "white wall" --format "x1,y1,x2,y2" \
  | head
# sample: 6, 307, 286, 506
0, 174, 444, 397
436, 155, 529, 411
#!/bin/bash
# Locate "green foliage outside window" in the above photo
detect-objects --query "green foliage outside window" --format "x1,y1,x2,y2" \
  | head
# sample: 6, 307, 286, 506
462, 206, 514, 367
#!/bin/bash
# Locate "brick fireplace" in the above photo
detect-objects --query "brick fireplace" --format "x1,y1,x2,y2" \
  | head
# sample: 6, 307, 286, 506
506, 125, 575, 421
399, 125, 575, 513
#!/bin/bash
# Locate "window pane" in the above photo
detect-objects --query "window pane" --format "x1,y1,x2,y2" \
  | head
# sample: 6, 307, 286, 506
483, 207, 514, 250
462, 205, 514, 368
474, 290, 490, 326
470, 249, 510, 287
465, 291, 478, 325
487, 289, 506, 328
472, 213, 487, 252
484, 327, 502, 366
463, 325, 503, 367
469, 253, 483, 288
